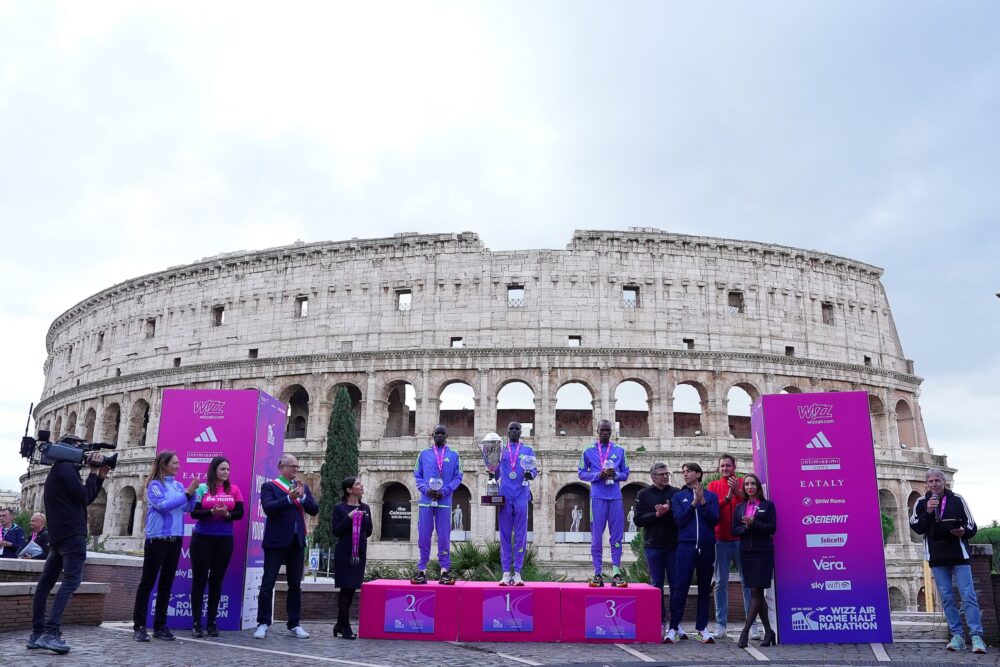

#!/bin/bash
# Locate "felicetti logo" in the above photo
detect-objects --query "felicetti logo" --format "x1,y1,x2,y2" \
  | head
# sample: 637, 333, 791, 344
797, 403, 834, 425
802, 514, 848, 525
806, 533, 848, 548
193, 400, 225, 420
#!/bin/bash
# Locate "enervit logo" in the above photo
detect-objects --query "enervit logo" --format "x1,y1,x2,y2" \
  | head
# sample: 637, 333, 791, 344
806, 432, 833, 449
811, 580, 852, 591
806, 533, 848, 548
193, 400, 225, 415
801, 456, 841, 471
812, 556, 846, 571
195, 426, 219, 443
802, 514, 848, 525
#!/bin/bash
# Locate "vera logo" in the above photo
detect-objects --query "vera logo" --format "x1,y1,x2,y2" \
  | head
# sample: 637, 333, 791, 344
798, 403, 834, 424
806, 533, 848, 548
195, 426, 219, 443
193, 400, 225, 415
802, 514, 848, 525
806, 432, 833, 449
812, 556, 846, 571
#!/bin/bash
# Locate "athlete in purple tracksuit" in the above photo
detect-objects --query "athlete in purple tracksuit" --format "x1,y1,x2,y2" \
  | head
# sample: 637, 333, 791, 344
497, 421, 538, 586
577, 419, 630, 587
411, 424, 463, 585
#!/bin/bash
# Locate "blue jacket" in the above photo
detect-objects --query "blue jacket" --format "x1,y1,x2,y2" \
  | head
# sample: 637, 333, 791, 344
0, 523, 25, 558
497, 442, 538, 504
260, 480, 319, 549
672, 485, 719, 549
414, 445, 463, 508
145, 477, 195, 539
577, 442, 629, 501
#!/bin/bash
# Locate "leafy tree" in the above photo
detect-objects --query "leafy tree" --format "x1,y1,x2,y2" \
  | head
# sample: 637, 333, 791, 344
312, 387, 359, 552
880, 511, 895, 545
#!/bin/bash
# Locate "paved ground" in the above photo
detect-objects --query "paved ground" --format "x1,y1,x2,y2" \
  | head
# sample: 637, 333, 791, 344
1, 623, 994, 666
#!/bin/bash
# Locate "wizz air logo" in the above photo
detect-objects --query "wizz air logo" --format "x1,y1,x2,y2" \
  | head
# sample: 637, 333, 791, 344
798, 404, 833, 420
806, 432, 833, 449
193, 400, 225, 415
195, 427, 218, 443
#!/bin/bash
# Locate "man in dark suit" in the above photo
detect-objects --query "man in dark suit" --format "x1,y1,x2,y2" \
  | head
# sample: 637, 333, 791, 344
253, 453, 318, 640
0, 507, 25, 558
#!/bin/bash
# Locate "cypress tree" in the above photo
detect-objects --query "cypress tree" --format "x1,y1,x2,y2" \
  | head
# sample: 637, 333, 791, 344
313, 387, 359, 551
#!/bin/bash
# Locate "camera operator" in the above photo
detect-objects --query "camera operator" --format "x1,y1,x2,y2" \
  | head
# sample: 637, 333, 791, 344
28, 435, 110, 655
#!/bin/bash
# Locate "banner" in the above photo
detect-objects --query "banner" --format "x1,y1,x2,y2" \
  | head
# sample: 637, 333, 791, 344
151, 389, 286, 631
751, 391, 892, 644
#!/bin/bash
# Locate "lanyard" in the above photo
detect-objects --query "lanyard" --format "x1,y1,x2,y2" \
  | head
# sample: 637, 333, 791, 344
433, 445, 447, 475
938, 495, 947, 519
747, 500, 759, 518
597, 442, 613, 470
506, 441, 522, 471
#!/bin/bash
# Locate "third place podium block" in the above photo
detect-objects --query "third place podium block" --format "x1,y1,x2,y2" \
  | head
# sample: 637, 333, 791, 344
559, 583, 662, 643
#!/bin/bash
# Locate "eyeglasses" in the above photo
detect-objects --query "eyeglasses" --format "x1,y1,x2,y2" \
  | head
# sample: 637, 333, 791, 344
652, 472, 670, 477
281, 464, 299, 470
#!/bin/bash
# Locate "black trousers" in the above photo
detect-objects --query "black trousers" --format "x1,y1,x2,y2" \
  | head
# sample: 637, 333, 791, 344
133, 538, 182, 631
190, 533, 234, 626
256, 542, 305, 629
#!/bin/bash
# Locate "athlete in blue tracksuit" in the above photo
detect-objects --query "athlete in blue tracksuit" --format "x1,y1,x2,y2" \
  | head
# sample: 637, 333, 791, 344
577, 419, 630, 587
497, 421, 538, 585
666, 462, 720, 643
411, 424, 463, 585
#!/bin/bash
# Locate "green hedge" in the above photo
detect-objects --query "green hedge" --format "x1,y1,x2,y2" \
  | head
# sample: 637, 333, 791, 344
970, 525, 1000, 572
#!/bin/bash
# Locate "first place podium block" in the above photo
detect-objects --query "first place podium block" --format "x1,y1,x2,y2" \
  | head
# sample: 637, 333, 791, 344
457, 581, 562, 642
560, 583, 662, 643
359, 580, 461, 641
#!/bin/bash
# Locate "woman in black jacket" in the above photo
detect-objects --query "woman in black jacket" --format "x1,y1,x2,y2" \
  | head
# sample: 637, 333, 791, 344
732, 473, 776, 647
331, 476, 373, 639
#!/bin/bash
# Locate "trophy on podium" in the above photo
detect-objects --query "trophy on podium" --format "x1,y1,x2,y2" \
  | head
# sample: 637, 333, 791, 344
428, 477, 444, 507
478, 432, 505, 505
603, 458, 615, 485
520, 454, 536, 487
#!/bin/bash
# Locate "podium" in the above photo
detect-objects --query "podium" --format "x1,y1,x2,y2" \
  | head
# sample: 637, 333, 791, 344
359, 580, 661, 643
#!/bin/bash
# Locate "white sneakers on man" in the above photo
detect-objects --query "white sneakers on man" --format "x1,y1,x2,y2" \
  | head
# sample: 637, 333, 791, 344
663, 628, 678, 644
713, 624, 728, 638
677, 625, 689, 640
698, 628, 715, 644
289, 626, 310, 639
512, 572, 524, 586
499, 572, 512, 586
253, 624, 267, 639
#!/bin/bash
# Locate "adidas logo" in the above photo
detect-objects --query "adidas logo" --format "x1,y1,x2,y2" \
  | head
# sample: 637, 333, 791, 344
806, 432, 832, 449
195, 426, 219, 443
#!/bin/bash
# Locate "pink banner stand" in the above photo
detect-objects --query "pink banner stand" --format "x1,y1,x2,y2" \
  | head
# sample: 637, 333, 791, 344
559, 583, 661, 643
457, 581, 562, 642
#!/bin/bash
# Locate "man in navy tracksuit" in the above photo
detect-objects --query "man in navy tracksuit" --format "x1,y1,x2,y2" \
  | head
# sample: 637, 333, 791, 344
665, 462, 719, 644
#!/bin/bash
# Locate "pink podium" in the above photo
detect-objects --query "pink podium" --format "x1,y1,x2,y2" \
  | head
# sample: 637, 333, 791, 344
358, 580, 461, 641
560, 583, 661, 643
457, 581, 562, 642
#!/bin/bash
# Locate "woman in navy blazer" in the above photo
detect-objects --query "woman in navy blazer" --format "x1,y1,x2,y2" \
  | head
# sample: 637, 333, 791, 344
732, 473, 776, 648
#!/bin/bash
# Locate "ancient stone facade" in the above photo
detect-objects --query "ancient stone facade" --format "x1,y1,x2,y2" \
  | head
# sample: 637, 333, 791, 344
22, 229, 947, 610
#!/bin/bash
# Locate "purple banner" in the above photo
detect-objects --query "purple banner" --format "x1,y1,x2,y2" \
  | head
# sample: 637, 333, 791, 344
483, 589, 534, 632
384, 589, 436, 633
584, 595, 636, 640
751, 391, 891, 644
151, 389, 285, 631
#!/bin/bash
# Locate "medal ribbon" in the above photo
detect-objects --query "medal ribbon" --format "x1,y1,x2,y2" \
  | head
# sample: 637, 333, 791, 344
597, 442, 613, 471
433, 445, 447, 476
506, 440, 522, 475
272, 477, 308, 530
351, 508, 363, 563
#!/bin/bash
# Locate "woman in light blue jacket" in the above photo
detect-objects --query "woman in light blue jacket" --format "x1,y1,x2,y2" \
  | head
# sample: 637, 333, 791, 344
131, 450, 198, 642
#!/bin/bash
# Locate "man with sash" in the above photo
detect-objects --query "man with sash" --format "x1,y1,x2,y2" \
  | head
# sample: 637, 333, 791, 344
411, 424, 463, 585
497, 421, 537, 586
577, 419, 630, 587
254, 453, 319, 639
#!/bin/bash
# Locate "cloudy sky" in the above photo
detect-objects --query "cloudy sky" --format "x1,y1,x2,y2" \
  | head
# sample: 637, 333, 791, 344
2, 2, 997, 523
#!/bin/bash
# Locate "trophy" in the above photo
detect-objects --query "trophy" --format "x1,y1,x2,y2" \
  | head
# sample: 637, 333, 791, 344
520, 454, 536, 487
603, 458, 615, 485
428, 477, 444, 507
478, 432, 505, 505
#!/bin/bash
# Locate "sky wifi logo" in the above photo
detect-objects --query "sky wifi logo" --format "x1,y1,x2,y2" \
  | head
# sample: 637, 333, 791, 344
806, 432, 833, 449
195, 426, 219, 443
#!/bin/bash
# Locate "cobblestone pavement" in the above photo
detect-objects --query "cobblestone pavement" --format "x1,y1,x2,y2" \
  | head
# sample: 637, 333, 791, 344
1, 624, 995, 666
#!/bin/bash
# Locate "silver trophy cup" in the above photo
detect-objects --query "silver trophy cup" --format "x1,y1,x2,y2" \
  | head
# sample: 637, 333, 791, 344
428, 477, 444, 507
520, 454, 536, 487
478, 432, 505, 505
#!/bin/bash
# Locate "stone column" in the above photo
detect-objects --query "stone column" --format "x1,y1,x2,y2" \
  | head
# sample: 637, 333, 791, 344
538, 366, 554, 440
369, 499, 384, 542
476, 368, 492, 436
362, 370, 379, 440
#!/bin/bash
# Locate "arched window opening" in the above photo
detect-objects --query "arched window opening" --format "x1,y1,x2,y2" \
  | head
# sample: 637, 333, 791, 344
83, 408, 97, 442
53, 417, 63, 442
282, 385, 310, 439
496, 381, 536, 437
380, 483, 412, 541
438, 382, 475, 437
555, 382, 593, 437
673, 383, 703, 436
869, 395, 888, 448
385, 381, 416, 437
88, 488, 107, 537
66, 411, 78, 437
116, 486, 138, 536
727, 385, 754, 439
888, 587, 907, 611
895, 399, 916, 448
879, 489, 899, 544
622, 482, 646, 535
615, 381, 649, 438
906, 491, 922, 543
128, 400, 151, 446
330, 383, 362, 433
555, 483, 590, 542
779, 386, 802, 394
100, 403, 122, 445
451, 485, 472, 540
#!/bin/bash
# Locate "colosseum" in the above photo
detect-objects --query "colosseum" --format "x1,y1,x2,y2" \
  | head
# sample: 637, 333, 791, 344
22, 228, 946, 611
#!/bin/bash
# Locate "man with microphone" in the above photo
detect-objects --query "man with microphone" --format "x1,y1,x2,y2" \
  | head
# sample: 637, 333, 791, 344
909, 468, 986, 655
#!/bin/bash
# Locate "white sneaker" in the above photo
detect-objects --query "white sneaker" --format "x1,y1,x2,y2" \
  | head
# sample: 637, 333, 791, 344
713, 625, 728, 638
512, 572, 524, 586
663, 628, 678, 644
289, 626, 310, 639
749, 626, 762, 640
253, 624, 267, 639
699, 628, 715, 644
677, 625, 689, 640
499, 572, 511, 586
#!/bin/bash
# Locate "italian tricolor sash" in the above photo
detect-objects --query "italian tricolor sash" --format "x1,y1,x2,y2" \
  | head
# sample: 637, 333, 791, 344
272, 477, 308, 532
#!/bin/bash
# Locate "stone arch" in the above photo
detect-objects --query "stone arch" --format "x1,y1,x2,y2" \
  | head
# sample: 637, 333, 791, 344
906, 490, 922, 543
100, 402, 121, 445
555, 381, 595, 437
66, 411, 78, 437
451, 484, 472, 533
496, 380, 536, 436
380, 482, 412, 541
127, 399, 150, 446
779, 386, 802, 394
41, 418, 51, 440
438, 380, 476, 437
895, 398, 916, 448
673, 381, 706, 436
280, 384, 310, 439
88, 488, 107, 537
614, 380, 650, 438
555, 483, 591, 534
329, 382, 363, 433
384, 380, 416, 437
879, 488, 899, 543
83, 408, 97, 442
115, 486, 138, 536
888, 586, 907, 611
53, 416, 63, 441
869, 394, 888, 448
726, 383, 756, 439
917, 586, 927, 612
